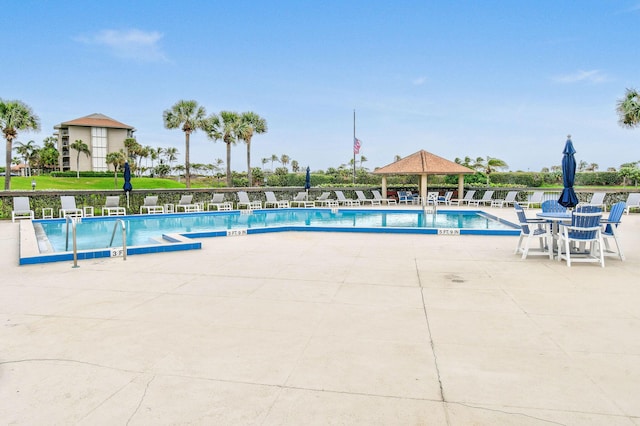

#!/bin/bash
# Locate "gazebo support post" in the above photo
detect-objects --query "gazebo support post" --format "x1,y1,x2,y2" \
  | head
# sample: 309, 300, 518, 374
458, 174, 464, 203
420, 174, 428, 206
381, 176, 388, 201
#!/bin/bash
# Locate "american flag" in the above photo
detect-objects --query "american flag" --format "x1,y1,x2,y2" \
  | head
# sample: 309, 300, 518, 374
353, 138, 362, 154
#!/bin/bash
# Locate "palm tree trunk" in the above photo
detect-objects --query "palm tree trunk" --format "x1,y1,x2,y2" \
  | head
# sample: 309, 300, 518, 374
4, 138, 12, 190
246, 139, 252, 186
76, 153, 80, 179
185, 131, 191, 188
226, 142, 232, 187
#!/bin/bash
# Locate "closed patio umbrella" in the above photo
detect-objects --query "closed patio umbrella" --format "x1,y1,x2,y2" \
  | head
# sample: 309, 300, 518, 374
123, 162, 133, 208
304, 166, 311, 199
558, 136, 579, 208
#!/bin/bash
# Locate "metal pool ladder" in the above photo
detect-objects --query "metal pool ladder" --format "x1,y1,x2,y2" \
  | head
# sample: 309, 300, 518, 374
109, 219, 127, 261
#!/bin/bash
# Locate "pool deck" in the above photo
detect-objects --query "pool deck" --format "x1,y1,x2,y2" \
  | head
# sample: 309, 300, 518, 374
2, 205, 640, 425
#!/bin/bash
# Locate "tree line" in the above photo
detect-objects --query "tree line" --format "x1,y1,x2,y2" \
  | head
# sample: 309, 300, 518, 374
2, 90, 639, 190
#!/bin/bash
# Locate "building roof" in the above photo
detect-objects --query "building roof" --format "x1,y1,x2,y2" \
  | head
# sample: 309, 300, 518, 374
374, 149, 475, 175
58, 113, 135, 130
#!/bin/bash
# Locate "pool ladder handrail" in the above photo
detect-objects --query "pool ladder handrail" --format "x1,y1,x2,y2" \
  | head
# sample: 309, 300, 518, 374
108, 219, 127, 261
64, 215, 81, 268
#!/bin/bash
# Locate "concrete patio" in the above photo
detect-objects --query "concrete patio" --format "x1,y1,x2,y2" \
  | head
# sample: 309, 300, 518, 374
1, 207, 639, 425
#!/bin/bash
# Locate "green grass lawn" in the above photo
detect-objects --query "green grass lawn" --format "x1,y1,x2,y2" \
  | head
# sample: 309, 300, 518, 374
11, 176, 223, 190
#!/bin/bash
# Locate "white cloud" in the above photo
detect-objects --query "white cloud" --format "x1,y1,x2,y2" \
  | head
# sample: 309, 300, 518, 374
75, 29, 168, 62
552, 69, 607, 84
412, 76, 427, 86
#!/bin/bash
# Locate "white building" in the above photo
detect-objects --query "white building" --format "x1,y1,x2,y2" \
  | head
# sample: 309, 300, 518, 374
54, 113, 135, 172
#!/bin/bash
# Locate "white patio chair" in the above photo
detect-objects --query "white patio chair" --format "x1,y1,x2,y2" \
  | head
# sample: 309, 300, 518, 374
520, 191, 544, 209
59, 196, 83, 218
513, 202, 553, 260
335, 191, 360, 206
314, 192, 338, 207
451, 190, 476, 206
491, 190, 519, 208
175, 195, 200, 212
101, 196, 126, 216
12, 197, 34, 222
290, 191, 314, 208
237, 191, 262, 210
355, 190, 380, 206
264, 191, 289, 208
207, 193, 233, 211
372, 190, 396, 205
624, 193, 640, 215
578, 191, 607, 211
140, 196, 164, 214
468, 190, 494, 206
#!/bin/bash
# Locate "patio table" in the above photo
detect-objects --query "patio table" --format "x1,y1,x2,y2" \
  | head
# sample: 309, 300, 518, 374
536, 212, 572, 256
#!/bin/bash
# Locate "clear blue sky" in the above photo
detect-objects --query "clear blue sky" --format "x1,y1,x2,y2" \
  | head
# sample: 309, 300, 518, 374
3, 0, 639, 173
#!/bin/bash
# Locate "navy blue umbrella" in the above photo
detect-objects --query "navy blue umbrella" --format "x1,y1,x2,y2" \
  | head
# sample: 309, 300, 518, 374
304, 166, 311, 200
123, 162, 133, 208
304, 166, 311, 190
558, 136, 579, 208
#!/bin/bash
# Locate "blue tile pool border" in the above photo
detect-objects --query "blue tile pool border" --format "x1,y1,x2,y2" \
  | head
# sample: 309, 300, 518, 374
20, 208, 520, 265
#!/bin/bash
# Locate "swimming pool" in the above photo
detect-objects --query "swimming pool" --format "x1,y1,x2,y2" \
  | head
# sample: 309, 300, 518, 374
23, 208, 519, 265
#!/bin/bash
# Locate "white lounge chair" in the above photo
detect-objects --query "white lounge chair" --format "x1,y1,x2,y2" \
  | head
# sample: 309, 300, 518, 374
140, 196, 164, 214
624, 193, 640, 215
579, 192, 607, 212
557, 211, 605, 267
12, 197, 34, 222
237, 191, 262, 210
491, 190, 519, 208
468, 190, 494, 206
59, 196, 83, 218
520, 191, 544, 209
451, 190, 476, 206
335, 190, 360, 206
314, 192, 338, 207
175, 195, 200, 212
101, 196, 126, 216
355, 190, 380, 206
372, 190, 396, 205
207, 193, 233, 211
513, 202, 553, 260
290, 191, 315, 208
264, 191, 290, 208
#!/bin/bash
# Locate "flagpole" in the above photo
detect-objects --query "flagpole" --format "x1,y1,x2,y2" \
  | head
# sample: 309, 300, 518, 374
353, 109, 356, 184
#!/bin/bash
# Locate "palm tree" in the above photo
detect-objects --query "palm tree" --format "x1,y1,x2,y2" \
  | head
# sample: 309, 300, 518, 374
106, 150, 126, 187
270, 154, 279, 171
216, 111, 240, 186
163, 100, 214, 188
235, 111, 267, 186
280, 154, 290, 171
475, 156, 508, 184
617, 88, 640, 128
13, 139, 39, 176
69, 139, 90, 179
164, 147, 179, 170
359, 155, 368, 170
0, 99, 40, 190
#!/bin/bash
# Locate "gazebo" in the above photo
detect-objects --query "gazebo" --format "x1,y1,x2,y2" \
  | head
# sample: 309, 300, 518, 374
374, 150, 475, 205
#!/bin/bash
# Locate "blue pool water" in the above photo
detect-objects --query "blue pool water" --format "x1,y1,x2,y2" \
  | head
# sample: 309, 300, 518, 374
36, 208, 519, 252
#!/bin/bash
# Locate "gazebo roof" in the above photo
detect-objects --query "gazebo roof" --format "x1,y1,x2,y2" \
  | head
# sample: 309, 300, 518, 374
374, 150, 475, 175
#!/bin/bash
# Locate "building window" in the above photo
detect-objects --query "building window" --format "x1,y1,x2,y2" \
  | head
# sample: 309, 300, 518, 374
91, 127, 108, 171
